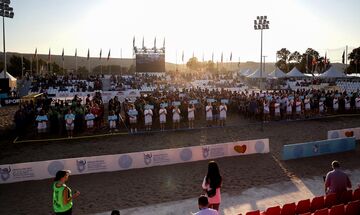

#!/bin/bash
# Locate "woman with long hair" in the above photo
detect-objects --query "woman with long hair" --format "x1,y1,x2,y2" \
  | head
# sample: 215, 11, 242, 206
202, 161, 222, 211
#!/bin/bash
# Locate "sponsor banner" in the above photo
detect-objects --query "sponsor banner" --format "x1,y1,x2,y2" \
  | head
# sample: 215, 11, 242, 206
327, 127, 360, 140
1, 97, 20, 106
0, 138, 269, 184
282, 137, 356, 160
51, 90, 141, 103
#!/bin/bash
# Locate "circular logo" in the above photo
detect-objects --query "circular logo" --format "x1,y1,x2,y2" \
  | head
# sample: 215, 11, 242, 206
47, 161, 65, 176
330, 132, 340, 139
180, 148, 193, 161
118, 155, 133, 169
293, 145, 304, 158
255, 141, 265, 153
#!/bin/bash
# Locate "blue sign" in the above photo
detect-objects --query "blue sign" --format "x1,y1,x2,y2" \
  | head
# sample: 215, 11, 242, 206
128, 110, 138, 116
207, 98, 216, 103
144, 105, 154, 110
189, 99, 199, 105
282, 137, 356, 160
172, 101, 181, 106
221, 99, 229, 104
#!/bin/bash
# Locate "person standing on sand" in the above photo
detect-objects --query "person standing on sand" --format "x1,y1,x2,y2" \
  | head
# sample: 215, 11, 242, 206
202, 161, 222, 211
52, 170, 80, 215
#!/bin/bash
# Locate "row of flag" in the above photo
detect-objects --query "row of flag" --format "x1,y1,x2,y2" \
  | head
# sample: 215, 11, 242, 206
33, 48, 112, 62
181, 51, 234, 63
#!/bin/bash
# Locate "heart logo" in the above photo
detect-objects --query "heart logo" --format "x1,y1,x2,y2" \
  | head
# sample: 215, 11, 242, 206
234, 145, 247, 153
345, 131, 354, 137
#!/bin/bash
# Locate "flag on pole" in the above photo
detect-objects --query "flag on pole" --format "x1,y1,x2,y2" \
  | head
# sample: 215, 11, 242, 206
154, 37, 156, 49
34, 48, 37, 59
75, 48, 77, 58
48, 48, 51, 62
230, 52, 232, 61
62, 48, 64, 61
87, 49, 90, 60
182, 51, 184, 62
133, 36, 135, 48
99, 49, 102, 60
221, 52, 223, 63
142, 37, 144, 49
107, 49, 111, 61
342, 51, 345, 64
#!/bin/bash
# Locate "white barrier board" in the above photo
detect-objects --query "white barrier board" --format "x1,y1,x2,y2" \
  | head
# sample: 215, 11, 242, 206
327, 127, 360, 140
0, 138, 269, 184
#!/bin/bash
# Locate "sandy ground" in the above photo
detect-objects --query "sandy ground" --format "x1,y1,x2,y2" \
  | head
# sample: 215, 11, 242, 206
0, 114, 360, 215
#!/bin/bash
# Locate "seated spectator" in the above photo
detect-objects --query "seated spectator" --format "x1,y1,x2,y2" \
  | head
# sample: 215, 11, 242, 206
194, 195, 218, 215
325, 160, 352, 200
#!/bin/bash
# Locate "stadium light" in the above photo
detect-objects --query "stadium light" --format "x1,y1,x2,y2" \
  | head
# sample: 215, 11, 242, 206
0, 0, 14, 78
254, 15, 270, 89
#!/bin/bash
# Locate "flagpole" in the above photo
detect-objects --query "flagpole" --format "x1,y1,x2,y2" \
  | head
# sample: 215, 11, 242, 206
75, 49, 78, 74
21, 54, 24, 78
36, 55, 38, 75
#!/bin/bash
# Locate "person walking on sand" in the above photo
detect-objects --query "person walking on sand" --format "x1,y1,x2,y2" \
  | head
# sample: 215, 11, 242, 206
52, 170, 80, 215
202, 161, 222, 211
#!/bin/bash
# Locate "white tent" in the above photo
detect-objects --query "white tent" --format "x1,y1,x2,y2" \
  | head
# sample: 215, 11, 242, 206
247, 69, 267, 78
268, 67, 286, 78
239, 68, 252, 76
319, 66, 346, 78
0, 71, 17, 89
286, 67, 305, 78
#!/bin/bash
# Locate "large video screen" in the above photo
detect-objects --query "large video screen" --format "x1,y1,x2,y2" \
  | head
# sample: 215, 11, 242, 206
136, 53, 165, 73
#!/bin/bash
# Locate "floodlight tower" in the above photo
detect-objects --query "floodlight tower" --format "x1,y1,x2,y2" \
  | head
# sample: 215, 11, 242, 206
254, 16, 269, 89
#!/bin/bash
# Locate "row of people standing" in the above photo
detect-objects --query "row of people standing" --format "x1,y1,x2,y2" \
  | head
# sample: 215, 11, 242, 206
125, 102, 228, 133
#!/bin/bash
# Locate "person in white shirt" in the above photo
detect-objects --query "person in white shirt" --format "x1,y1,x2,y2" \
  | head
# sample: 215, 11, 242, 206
319, 99, 325, 115
263, 99, 270, 122
333, 96, 339, 113
108, 110, 118, 133
128, 104, 138, 133
172, 106, 181, 130
159, 105, 167, 131
188, 104, 195, 129
286, 98, 293, 120
304, 96, 311, 118
36, 110, 48, 134
219, 102, 227, 127
295, 97, 302, 119
344, 97, 351, 112
144, 106, 153, 131
205, 102, 213, 127
193, 195, 219, 215
274, 100, 280, 120
356, 95, 360, 112
85, 111, 95, 130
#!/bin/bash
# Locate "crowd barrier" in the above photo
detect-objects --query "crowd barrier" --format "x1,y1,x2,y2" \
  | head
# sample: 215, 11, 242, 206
327, 127, 360, 140
0, 138, 269, 184
282, 137, 356, 160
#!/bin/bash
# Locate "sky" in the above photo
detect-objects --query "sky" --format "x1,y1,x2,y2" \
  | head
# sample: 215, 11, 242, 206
5, 0, 360, 64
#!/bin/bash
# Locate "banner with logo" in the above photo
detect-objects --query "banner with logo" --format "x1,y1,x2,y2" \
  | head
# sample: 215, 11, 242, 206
327, 127, 360, 140
282, 137, 356, 160
0, 138, 269, 184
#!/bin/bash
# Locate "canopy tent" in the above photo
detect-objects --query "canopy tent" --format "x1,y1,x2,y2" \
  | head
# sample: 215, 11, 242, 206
0, 71, 17, 89
268, 67, 286, 78
238, 68, 252, 76
286, 67, 306, 78
319, 66, 346, 78
246, 69, 268, 78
